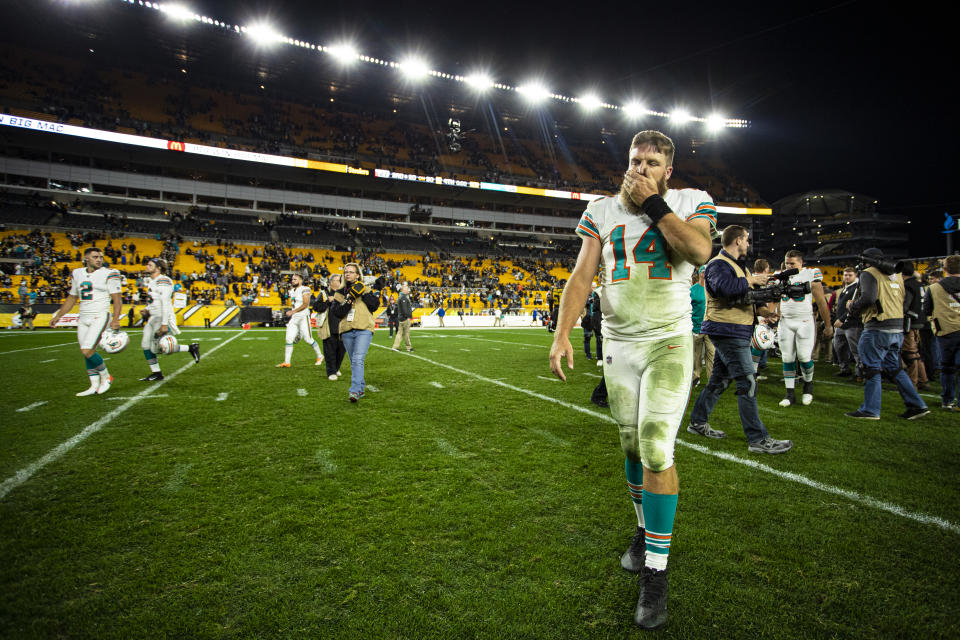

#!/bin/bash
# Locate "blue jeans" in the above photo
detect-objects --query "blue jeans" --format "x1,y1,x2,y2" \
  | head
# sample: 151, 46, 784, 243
938, 331, 960, 405
340, 329, 373, 395
690, 335, 769, 444
857, 330, 927, 416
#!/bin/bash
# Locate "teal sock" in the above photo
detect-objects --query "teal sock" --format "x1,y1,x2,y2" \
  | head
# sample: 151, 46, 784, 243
625, 458, 644, 527
85, 354, 103, 369
799, 360, 814, 382
641, 489, 678, 571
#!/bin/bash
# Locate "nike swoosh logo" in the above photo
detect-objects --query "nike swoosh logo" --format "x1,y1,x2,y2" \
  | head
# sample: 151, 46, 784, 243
667, 345, 682, 349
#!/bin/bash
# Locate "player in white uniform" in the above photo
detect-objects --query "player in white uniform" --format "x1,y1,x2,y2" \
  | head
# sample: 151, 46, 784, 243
50, 247, 123, 396
550, 131, 715, 630
140, 258, 200, 381
777, 250, 833, 406
276, 273, 324, 367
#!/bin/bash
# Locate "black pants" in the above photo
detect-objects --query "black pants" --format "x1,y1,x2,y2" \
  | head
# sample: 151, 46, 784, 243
323, 335, 346, 376
388, 319, 398, 337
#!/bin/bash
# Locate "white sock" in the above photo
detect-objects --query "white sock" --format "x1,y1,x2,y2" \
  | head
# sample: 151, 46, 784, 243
284, 345, 293, 363
178, 345, 190, 353
150, 362, 161, 373
310, 341, 322, 358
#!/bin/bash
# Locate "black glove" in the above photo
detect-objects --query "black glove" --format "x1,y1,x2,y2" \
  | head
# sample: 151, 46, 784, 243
373, 275, 387, 291
350, 282, 366, 298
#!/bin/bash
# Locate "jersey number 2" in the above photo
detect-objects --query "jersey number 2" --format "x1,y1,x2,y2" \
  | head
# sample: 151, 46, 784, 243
610, 226, 673, 282
79, 281, 93, 301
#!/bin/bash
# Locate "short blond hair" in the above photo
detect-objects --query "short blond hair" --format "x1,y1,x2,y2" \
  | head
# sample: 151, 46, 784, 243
630, 130, 675, 166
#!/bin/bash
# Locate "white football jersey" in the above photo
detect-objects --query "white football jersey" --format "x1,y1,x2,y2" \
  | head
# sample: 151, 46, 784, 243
576, 189, 717, 341
779, 267, 822, 318
289, 285, 311, 319
70, 266, 122, 315
145, 274, 175, 323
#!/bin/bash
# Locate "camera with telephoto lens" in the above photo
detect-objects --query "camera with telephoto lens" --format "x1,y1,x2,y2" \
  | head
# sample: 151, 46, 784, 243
730, 268, 811, 305
856, 252, 898, 275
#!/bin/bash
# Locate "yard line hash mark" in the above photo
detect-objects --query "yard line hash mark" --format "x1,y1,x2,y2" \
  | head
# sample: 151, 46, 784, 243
0, 331, 243, 501
430, 381, 444, 389
375, 344, 960, 536
216, 392, 229, 402
16, 401, 47, 413
297, 388, 308, 397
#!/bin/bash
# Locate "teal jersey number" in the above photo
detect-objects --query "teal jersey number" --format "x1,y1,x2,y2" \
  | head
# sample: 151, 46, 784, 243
609, 225, 673, 282
609, 225, 630, 282
79, 281, 93, 301
633, 227, 673, 280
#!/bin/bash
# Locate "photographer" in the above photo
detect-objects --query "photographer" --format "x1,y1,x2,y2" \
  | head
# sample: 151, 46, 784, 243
923, 255, 960, 408
845, 248, 928, 419
331, 263, 381, 402
687, 225, 793, 454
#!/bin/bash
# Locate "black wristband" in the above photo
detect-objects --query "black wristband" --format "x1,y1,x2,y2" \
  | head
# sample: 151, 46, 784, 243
639, 194, 673, 225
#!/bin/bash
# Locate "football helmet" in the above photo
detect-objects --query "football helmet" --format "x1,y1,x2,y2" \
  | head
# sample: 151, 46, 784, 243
751, 324, 775, 351
156, 334, 179, 355
100, 329, 130, 354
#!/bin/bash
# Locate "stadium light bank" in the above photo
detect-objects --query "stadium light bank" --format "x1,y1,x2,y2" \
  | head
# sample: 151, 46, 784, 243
118, 0, 750, 129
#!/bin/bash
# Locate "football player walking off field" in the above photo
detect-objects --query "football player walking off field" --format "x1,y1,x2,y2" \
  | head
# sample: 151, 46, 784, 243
276, 273, 324, 368
140, 258, 200, 381
550, 131, 716, 630
777, 250, 833, 406
50, 247, 123, 396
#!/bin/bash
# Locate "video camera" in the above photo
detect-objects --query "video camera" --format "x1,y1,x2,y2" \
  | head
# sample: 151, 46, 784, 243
731, 268, 811, 305
856, 252, 898, 275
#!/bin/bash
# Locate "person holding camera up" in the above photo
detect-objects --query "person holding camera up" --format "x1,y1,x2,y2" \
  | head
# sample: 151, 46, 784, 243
331, 263, 382, 402
687, 225, 794, 454
845, 248, 929, 419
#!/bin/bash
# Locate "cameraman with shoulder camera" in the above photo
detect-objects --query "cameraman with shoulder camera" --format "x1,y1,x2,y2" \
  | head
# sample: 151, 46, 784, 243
687, 225, 794, 454
923, 255, 960, 409
331, 263, 382, 403
845, 248, 929, 419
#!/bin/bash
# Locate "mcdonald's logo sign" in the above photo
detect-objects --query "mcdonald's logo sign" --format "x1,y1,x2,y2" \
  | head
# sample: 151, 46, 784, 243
167, 141, 185, 152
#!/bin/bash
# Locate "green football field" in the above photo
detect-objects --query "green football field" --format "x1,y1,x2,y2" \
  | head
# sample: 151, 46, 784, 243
1, 327, 958, 639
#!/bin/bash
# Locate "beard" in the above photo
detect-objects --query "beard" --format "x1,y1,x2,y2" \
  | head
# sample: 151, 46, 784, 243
618, 174, 669, 215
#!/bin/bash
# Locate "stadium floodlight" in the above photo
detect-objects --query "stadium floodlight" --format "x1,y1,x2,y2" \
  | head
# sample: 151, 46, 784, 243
622, 102, 645, 119
464, 73, 494, 91
577, 93, 603, 111
244, 22, 283, 47
517, 82, 551, 104
670, 109, 692, 124
327, 43, 359, 64
399, 57, 431, 81
706, 114, 727, 131
159, 3, 195, 22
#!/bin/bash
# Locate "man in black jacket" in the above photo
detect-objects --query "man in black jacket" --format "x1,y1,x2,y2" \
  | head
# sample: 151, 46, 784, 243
832, 266, 862, 378
386, 296, 399, 337
392, 283, 414, 352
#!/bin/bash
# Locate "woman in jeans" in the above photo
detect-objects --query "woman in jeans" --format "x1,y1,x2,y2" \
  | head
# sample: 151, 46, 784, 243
330, 263, 381, 402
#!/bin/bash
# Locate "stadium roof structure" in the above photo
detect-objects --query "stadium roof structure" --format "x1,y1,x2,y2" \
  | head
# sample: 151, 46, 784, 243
773, 189, 881, 218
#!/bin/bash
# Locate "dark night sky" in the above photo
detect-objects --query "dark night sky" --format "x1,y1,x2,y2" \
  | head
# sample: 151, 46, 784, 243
45, 2, 960, 252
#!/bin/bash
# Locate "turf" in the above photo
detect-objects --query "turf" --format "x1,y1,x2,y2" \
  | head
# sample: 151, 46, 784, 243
1, 327, 958, 639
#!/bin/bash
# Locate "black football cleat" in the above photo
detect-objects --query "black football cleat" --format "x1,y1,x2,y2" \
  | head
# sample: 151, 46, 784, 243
140, 372, 164, 381
620, 526, 646, 573
634, 566, 669, 630
189, 342, 201, 363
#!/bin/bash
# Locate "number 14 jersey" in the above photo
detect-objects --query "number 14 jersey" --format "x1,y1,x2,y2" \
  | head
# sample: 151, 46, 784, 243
576, 190, 717, 341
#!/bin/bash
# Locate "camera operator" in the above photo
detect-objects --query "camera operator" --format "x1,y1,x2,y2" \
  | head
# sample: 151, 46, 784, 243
923, 255, 960, 408
331, 263, 382, 402
686, 225, 793, 454
845, 248, 929, 419
898, 261, 930, 391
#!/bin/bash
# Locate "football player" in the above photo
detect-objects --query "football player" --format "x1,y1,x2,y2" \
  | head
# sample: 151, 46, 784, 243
549, 131, 715, 630
276, 273, 323, 368
140, 258, 200, 381
777, 250, 833, 406
49, 247, 123, 396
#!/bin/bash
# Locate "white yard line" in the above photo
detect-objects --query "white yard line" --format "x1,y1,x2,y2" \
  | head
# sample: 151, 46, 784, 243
430, 381, 444, 389
40, 359, 57, 364
16, 401, 47, 413
216, 392, 229, 402
537, 375, 561, 382
374, 344, 960, 536
106, 394, 169, 401
0, 342, 75, 355
0, 331, 243, 501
